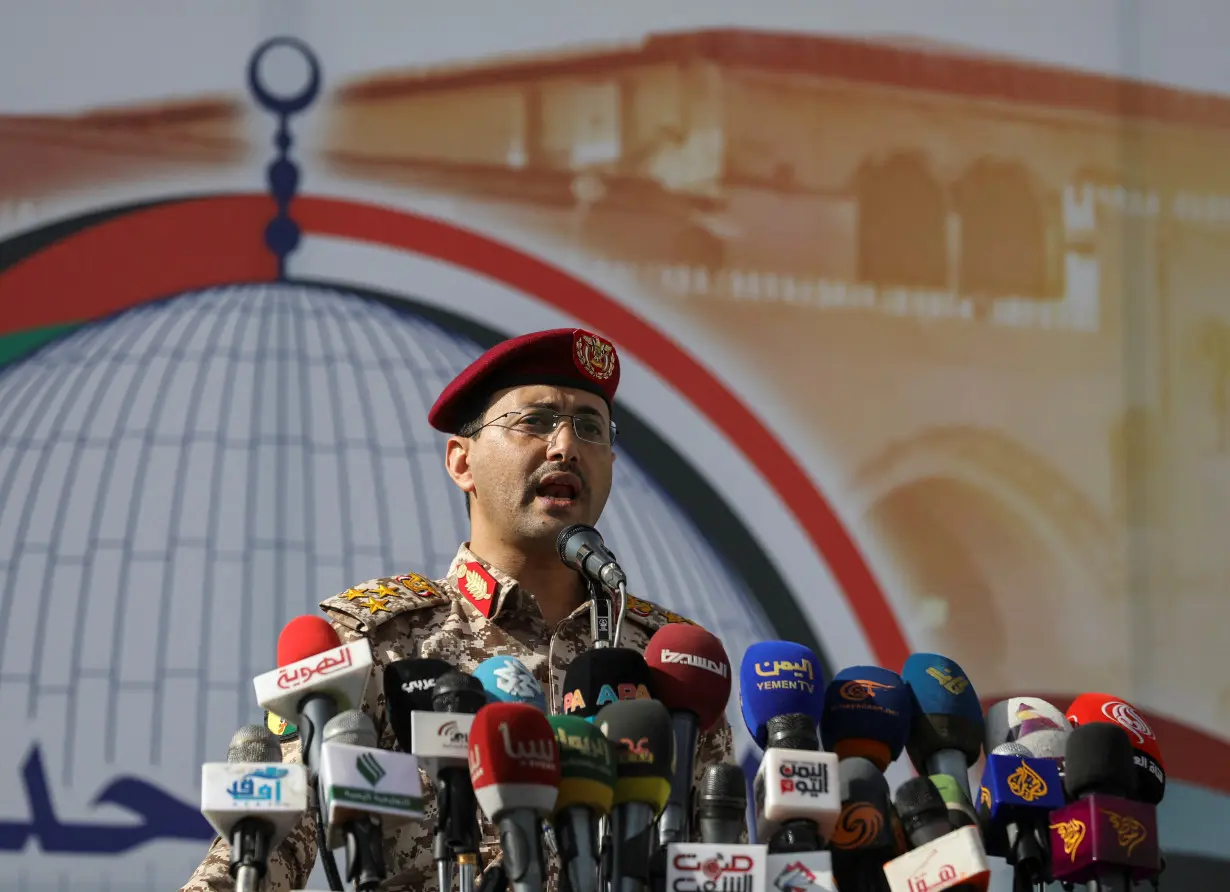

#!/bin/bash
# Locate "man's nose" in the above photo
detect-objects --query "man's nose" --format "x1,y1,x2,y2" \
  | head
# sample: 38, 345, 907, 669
546, 420, 581, 463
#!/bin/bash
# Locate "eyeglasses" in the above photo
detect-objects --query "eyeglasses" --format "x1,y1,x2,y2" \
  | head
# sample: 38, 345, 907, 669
479, 407, 617, 446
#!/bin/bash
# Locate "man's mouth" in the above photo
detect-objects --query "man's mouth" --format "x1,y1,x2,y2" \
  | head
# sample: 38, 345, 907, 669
534, 472, 582, 502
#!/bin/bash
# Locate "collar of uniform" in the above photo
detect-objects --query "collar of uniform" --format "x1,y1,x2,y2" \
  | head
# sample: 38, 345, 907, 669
447, 544, 526, 622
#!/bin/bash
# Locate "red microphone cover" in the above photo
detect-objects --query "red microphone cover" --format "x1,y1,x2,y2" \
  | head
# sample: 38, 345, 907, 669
1066, 693, 1164, 766
277, 615, 341, 667
468, 702, 561, 793
644, 623, 732, 731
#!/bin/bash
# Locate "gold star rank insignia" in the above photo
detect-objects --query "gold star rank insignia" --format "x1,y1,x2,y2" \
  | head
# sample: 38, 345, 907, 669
342, 588, 367, 601
363, 596, 392, 614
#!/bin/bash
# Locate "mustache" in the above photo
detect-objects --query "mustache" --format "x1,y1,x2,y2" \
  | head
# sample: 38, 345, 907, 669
527, 462, 586, 492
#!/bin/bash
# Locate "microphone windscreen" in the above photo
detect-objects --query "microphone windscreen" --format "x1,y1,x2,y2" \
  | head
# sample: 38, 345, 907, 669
893, 775, 949, 841
473, 655, 547, 711
596, 699, 674, 812
765, 713, 819, 751
1013, 728, 1069, 760
323, 709, 378, 749
277, 615, 341, 667
739, 641, 824, 749
548, 715, 616, 815
228, 724, 282, 763
469, 702, 561, 819
1063, 722, 1137, 800
821, 666, 912, 769
698, 763, 747, 812
433, 669, 487, 715
644, 624, 732, 731
384, 657, 456, 711
983, 697, 1071, 753
562, 648, 653, 719
901, 653, 983, 768
989, 741, 1031, 757
1066, 692, 1165, 804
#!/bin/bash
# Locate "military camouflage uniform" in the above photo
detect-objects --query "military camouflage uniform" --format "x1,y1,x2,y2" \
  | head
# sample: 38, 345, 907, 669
181, 544, 739, 891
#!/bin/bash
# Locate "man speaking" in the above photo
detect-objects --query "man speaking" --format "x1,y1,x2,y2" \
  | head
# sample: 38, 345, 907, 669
181, 328, 738, 891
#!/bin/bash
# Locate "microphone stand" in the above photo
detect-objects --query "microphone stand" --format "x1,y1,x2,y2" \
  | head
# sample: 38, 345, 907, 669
589, 581, 615, 649
344, 814, 386, 892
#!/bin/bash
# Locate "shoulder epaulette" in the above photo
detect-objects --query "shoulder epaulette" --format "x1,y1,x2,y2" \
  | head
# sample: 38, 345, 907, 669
320, 571, 451, 634
620, 592, 698, 630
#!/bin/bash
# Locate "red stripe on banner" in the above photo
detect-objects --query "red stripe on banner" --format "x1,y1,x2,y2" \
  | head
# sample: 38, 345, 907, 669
0, 195, 278, 335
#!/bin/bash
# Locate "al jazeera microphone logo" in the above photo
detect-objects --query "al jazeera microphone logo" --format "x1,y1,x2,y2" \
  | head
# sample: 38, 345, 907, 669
829, 801, 884, 850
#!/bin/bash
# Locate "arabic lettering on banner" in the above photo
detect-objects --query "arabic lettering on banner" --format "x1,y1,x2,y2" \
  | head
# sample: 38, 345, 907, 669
670, 851, 759, 892
275, 646, 354, 690
0, 744, 213, 855
906, 863, 960, 892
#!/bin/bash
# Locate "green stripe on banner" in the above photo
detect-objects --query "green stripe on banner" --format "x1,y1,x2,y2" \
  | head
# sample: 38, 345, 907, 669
0, 324, 81, 368
330, 786, 424, 812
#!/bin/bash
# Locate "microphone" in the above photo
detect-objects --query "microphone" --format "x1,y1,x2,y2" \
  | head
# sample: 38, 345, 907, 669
893, 777, 953, 849
469, 702, 561, 892
253, 615, 374, 776
974, 744, 1064, 887
820, 666, 912, 771
200, 724, 308, 892
739, 641, 824, 751
474, 655, 548, 711
562, 648, 654, 719
928, 775, 977, 830
557, 523, 627, 592
1047, 722, 1161, 889
696, 764, 747, 845
549, 715, 617, 892
741, 642, 835, 853
386, 665, 485, 892
1066, 692, 1166, 805
983, 697, 1072, 780
318, 710, 424, 890
597, 698, 675, 892
880, 824, 991, 892
827, 757, 898, 892
900, 653, 983, 804
645, 623, 733, 847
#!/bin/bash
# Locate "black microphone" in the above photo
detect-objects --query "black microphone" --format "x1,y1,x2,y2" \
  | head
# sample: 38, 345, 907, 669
893, 777, 953, 849
696, 764, 746, 845
434, 670, 487, 890
829, 757, 898, 892
556, 524, 627, 592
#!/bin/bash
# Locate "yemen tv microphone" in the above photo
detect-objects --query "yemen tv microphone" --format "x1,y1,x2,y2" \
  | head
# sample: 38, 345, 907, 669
549, 715, 617, 892
562, 648, 654, 719
469, 702, 561, 892
828, 757, 898, 892
975, 745, 1063, 887
881, 824, 991, 892
900, 653, 982, 804
474, 655, 548, 711
1066, 692, 1166, 805
200, 724, 308, 892
597, 699, 675, 892
739, 641, 824, 750
1048, 722, 1160, 888
820, 666, 912, 771
697, 764, 747, 845
645, 623, 732, 847
252, 615, 373, 776
318, 710, 424, 890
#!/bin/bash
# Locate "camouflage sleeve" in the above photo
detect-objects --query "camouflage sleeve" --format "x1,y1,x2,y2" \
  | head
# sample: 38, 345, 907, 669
692, 713, 750, 843
178, 737, 318, 892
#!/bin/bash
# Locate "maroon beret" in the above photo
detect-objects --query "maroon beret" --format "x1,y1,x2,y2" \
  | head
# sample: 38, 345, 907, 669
428, 328, 620, 433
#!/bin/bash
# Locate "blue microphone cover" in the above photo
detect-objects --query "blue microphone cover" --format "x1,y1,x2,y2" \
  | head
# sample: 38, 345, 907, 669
739, 641, 824, 749
820, 666, 913, 770
901, 653, 984, 767
473, 655, 547, 711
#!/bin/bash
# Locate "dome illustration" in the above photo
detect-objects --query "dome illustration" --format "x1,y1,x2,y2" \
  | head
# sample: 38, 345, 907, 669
0, 282, 775, 890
